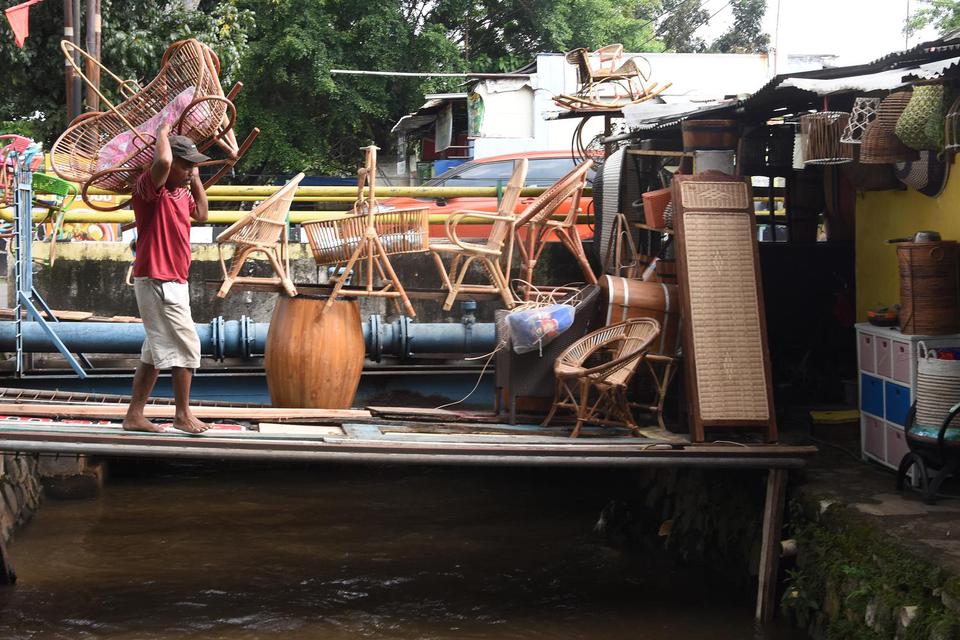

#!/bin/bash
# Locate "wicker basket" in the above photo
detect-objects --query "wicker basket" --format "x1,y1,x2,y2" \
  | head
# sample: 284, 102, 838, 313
898, 240, 960, 335
801, 112, 853, 165
860, 91, 918, 164
303, 207, 429, 267
944, 95, 960, 154
896, 84, 947, 152
841, 97, 880, 144
915, 342, 960, 432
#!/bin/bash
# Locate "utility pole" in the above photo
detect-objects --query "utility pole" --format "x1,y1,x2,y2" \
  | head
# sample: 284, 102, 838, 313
71, 0, 82, 119
84, 0, 101, 111
63, 0, 75, 122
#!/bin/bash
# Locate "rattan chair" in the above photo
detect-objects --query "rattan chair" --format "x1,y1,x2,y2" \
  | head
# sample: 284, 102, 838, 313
51, 38, 259, 211
430, 158, 527, 311
564, 45, 648, 102
515, 159, 598, 300
215, 172, 304, 298
542, 318, 661, 438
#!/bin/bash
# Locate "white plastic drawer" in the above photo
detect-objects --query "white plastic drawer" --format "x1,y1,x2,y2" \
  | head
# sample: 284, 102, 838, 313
863, 415, 884, 460
876, 337, 892, 378
859, 332, 876, 373
893, 340, 911, 383
885, 424, 911, 468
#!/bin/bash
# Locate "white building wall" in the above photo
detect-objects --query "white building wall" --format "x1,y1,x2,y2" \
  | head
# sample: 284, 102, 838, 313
469, 52, 770, 160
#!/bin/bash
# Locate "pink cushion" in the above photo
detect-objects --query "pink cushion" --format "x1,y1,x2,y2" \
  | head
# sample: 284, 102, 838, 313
96, 87, 197, 172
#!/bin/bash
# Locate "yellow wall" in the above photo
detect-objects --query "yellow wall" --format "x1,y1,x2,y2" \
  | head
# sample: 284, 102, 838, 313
856, 170, 960, 320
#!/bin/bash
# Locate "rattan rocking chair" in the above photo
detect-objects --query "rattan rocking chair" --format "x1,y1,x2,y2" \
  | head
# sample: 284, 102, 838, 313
215, 172, 304, 299
429, 158, 527, 311
514, 159, 598, 300
555, 45, 667, 110
51, 38, 259, 211
542, 318, 661, 438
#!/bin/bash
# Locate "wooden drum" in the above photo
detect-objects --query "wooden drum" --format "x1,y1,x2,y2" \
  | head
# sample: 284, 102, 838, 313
265, 296, 365, 408
600, 275, 682, 356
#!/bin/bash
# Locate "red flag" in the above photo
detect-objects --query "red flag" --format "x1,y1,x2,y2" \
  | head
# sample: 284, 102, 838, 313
5, 0, 43, 48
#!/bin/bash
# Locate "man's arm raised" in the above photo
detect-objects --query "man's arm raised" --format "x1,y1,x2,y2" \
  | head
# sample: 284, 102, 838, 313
150, 123, 173, 190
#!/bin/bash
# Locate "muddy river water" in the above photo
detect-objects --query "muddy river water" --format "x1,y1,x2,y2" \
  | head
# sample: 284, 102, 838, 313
0, 462, 808, 639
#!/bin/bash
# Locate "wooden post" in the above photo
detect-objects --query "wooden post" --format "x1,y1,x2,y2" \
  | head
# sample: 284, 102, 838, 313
63, 0, 75, 122
0, 535, 15, 585
756, 467, 788, 624
71, 0, 83, 119
84, 0, 99, 111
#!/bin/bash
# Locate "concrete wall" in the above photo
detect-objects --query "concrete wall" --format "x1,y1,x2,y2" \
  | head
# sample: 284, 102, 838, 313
27, 239, 596, 325
855, 171, 960, 321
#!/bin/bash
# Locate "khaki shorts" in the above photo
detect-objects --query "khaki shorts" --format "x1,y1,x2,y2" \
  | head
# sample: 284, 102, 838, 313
134, 277, 201, 369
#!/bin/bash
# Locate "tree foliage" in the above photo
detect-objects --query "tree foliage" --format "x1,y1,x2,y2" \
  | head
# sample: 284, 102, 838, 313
0, 0, 253, 144
709, 0, 769, 54
0, 0, 769, 176
906, 0, 960, 37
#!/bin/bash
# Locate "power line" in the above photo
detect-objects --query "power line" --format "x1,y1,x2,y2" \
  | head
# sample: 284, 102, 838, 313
637, 0, 734, 51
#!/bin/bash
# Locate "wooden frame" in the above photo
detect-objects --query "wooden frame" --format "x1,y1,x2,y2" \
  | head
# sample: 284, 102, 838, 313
430, 158, 527, 310
671, 173, 777, 443
215, 172, 304, 298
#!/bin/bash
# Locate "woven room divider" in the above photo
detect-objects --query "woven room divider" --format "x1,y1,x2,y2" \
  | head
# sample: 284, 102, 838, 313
671, 173, 777, 443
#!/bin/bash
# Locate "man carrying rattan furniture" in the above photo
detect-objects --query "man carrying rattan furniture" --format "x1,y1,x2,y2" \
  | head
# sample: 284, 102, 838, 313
122, 122, 211, 435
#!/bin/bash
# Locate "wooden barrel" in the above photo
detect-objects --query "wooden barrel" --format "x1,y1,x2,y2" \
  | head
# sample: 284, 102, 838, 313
600, 275, 681, 356
265, 296, 365, 408
681, 119, 740, 152
898, 241, 960, 335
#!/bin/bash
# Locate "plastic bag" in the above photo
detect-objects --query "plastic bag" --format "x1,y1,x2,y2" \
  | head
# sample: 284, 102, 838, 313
506, 304, 575, 354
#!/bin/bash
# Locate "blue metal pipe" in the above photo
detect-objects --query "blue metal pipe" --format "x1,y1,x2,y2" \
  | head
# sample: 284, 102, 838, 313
0, 316, 496, 360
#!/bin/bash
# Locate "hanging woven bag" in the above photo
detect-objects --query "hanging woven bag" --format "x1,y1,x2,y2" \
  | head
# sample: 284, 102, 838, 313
913, 342, 960, 439
895, 84, 947, 152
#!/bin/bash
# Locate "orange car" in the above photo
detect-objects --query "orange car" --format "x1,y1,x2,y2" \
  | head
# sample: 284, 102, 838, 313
380, 151, 595, 240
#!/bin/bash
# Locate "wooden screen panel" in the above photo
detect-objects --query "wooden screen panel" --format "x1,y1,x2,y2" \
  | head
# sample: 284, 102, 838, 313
672, 173, 777, 443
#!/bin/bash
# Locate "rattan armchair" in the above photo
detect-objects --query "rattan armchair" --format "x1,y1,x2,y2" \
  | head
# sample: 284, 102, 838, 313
514, 159, 597, 300
51, 38, 259, 211
215, 172, 304, 298
542, 318, 661, 438
429, 158, 527, 310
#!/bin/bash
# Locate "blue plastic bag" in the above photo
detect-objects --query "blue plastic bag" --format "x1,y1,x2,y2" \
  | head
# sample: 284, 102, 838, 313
506, 304, 575, 354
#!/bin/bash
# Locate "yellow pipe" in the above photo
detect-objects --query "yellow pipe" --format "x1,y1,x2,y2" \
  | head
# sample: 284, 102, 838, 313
0, 207, 595, 225
85, 185, 592, 198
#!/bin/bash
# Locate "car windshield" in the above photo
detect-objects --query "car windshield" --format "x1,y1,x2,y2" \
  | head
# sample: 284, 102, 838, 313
424, 157, 594, 189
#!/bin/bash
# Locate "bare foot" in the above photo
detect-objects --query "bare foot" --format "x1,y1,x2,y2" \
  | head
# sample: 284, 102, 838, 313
122, 414, 166, 433
172, 413, 211, 435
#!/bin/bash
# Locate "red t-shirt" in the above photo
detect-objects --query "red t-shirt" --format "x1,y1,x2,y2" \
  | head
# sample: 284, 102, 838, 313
131, 171, 196, 283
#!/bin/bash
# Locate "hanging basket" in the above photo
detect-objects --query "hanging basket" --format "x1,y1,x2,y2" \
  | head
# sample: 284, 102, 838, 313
944, 95, 960, 155
860, 91, 918, 164
801, 112, 854, 165
895, 83, 947, 152
840, 97, 880, 144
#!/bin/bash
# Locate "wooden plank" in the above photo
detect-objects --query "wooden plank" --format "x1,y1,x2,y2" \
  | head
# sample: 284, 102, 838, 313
756, 468, 789, 624
0, 402, 370, 422
257, 423, 345, 436
0, 308, 93, 321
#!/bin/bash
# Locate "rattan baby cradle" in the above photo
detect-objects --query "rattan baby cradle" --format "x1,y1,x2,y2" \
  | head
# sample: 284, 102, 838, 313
51, 38, 259, 211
